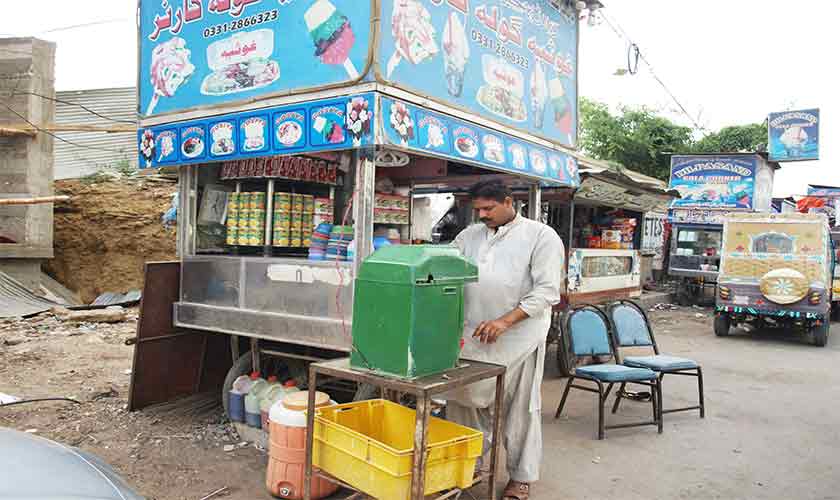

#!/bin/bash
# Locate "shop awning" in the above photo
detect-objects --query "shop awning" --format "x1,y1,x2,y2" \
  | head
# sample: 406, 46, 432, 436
544, 157, 679, 213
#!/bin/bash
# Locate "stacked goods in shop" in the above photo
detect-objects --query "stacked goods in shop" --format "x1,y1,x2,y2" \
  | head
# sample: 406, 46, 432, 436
313, 197, 334, 228
272, 192, 291, 247
290, 195, 304, 247
309, 223, 333, 260
302, 195, 314, 247
226, 192, 240, 245
248, 192, 267, 246
238, 192, 251, 246
611, 218, 638, 249
326, 225, 354, 261
373, 193, 410, 225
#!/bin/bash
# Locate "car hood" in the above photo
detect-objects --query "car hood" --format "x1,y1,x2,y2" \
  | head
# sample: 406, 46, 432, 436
0, 427, 144, 500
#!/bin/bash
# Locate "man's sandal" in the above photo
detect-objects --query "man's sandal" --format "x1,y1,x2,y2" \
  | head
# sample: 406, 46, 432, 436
502, 481, 530, 500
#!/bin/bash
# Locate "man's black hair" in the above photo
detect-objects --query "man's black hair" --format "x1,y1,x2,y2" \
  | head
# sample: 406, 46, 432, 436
468, 179, 512, 203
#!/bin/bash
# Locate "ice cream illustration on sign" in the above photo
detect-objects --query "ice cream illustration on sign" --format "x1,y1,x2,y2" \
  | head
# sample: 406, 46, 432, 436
345, 97, 372, 146
442, 12, 469, 97
148, 37, 195, 115
201, 30, 280, 96
313, 115, 345, 144
549, 76, 573, 135
389, 102, 415, 146
387, 0, 439, 79
210, 122, 235, 156
305, 0, 359, 79
530, 62, 549, 129
242, 117, 267, 151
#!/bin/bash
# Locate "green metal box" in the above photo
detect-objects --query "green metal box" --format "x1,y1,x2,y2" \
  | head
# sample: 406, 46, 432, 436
351, 246, 478, 378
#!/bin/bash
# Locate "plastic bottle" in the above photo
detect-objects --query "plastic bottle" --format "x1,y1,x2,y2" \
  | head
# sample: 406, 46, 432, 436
266, 391, 337, 499
244, 373, 270, 428
260, 380, 287, 431
228, 373, 257, 423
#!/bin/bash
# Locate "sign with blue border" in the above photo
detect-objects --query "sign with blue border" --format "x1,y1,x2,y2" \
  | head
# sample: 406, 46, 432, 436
138, 0, 373, 117
669, 156, 757, 210
768, 109, 819, 162
380, 96, 578, 186
138, 93, 375, 168
378, 0, 578, 149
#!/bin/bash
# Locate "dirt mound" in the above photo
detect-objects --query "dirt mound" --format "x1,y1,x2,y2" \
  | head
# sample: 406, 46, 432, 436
45, 179, 177, 303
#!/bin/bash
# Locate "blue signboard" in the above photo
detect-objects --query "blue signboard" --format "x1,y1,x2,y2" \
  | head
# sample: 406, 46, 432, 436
381, 97, 578, 186
768, 109, 819, 162
669, 156, 757, 209
138, 93, 375, 168
378, 0, 578, 148
138, 0, 373, 117
807, 186, 840, 197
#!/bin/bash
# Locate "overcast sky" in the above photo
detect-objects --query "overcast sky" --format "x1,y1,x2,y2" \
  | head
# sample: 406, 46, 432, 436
1, 0, 834, 197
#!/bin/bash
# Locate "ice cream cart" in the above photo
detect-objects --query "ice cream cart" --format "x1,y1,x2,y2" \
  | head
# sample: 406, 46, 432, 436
666, 154, 778, 305
129, 0, 587, 417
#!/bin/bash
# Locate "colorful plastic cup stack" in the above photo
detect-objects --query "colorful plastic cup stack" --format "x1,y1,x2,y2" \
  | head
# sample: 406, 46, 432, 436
309, 223, 333, 260
326, 225, 354, 261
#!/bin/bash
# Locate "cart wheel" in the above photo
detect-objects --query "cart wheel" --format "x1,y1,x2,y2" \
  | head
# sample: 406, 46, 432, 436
222, 351, 254, 417
714, 313, 731, 337
812, 321, 830, 347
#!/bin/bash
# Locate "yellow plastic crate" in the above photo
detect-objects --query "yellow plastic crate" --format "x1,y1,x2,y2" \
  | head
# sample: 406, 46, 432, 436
312, 399, 483, 499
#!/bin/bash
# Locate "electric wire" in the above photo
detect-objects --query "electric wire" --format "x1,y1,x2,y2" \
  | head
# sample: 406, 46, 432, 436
0, 100, 131, 154
15, 90, 137, 124
599, 10, 705, 131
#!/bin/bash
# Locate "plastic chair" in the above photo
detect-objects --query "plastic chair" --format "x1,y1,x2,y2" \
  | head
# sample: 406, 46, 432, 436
606, 300, 705, 419
554, 304, 662, 439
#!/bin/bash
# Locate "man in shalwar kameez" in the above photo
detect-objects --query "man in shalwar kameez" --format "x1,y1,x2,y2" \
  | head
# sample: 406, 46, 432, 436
447, 180, 563, 500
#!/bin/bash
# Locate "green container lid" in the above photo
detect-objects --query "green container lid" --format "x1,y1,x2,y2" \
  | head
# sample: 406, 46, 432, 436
357, 245, 478, 285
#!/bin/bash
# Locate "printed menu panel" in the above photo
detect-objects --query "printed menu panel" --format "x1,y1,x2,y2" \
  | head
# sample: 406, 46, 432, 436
139, 0, 373, 117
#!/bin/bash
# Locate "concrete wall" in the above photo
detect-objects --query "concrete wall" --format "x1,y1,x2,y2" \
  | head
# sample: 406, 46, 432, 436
0, 37, 56, 259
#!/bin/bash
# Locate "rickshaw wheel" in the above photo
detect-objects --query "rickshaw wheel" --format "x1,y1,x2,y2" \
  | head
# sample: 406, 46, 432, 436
714, 313, 731, 337
812, 321, 830, 347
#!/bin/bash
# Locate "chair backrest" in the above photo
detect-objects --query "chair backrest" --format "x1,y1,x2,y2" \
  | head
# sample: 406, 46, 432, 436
607, 300, 658, 352
564, 305, 614, 358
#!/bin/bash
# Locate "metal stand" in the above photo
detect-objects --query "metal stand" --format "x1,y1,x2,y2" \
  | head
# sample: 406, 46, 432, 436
303, 357, 506, 500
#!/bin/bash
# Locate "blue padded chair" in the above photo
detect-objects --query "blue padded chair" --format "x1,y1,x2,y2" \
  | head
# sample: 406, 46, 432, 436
554, 304, 662, 439
607, 300, 705, 419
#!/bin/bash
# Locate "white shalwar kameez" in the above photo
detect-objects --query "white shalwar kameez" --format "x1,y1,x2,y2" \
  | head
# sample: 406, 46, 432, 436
446, 214, 564, 483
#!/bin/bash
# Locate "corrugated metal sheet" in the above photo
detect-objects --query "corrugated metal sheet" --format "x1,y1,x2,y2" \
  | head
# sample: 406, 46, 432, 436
54, 87, 137, 180
0, 270, 58, 318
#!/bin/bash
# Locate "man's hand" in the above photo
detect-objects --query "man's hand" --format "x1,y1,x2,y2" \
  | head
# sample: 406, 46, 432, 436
473, 318, 513, 344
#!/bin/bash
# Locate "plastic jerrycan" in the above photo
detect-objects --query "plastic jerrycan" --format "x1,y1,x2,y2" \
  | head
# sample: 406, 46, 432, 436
266, 391, 336, 499
244, 374, 271, 428
260, 380, 294, 430
228, 373, 257, 423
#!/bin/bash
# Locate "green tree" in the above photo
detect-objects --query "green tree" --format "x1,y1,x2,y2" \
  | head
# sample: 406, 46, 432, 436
579, 98, 693, 181
692, 123, 767, 153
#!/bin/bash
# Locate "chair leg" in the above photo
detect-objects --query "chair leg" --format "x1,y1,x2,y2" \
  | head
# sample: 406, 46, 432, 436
655, 378, 663, 434
555, 376, 574, 418
697, 366, 705, 418
611, 382, 626, 414
596, 380, 606, 440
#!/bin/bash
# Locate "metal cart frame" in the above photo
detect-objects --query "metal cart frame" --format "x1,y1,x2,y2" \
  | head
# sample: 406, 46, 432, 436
303, 358, 506, 500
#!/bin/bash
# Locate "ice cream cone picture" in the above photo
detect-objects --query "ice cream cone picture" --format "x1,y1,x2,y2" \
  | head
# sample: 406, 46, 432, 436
530, 62, 548, 129
387, 0, 439, 79
443, 12, 469, 98
148, 37, 195, 116
305, 0, 359, 79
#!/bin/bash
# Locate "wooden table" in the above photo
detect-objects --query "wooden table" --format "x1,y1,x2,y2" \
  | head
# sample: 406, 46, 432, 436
303, 358, 506, 500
